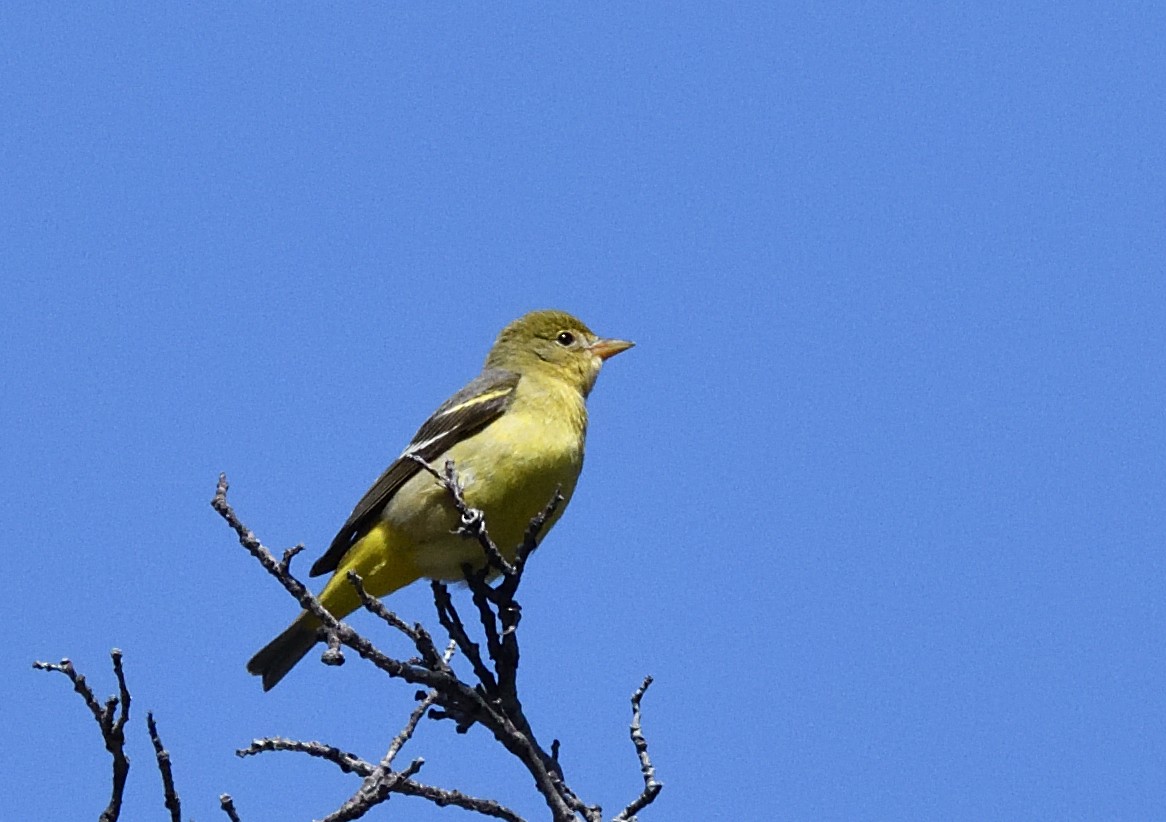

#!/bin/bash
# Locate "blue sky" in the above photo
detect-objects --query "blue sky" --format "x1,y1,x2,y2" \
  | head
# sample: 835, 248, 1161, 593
3, 4, 1163, 820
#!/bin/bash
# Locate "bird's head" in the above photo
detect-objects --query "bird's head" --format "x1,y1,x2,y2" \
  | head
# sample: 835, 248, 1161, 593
486, 309, 634, 395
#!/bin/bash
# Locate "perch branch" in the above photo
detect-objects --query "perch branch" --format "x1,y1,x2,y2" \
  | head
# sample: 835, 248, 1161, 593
215, 467, 661, 822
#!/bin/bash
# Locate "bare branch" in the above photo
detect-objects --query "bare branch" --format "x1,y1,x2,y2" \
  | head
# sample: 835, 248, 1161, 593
279, 544, 305, 574
346, 570, 445, 670
147, 712, 182, 822
431, 580, 498, 700
211, 474, 448, 692
387, 643, 458, 765
321, 627, 346, 666
612, 677, 663, 822
241, 729, 526, 822
215, 469, 661, 822
388, 778, 526, 821
237, 737, 374, 776
33, 465, 666, 822
219, 794, 242, 822
324, 641, 456, 821
511, 489, 564, 583
467, 570, 507, 672
320, 758, 426, 822
33, 650, 131, 822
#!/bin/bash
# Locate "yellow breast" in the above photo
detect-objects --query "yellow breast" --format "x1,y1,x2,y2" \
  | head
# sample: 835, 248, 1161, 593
383, 373, 588, 580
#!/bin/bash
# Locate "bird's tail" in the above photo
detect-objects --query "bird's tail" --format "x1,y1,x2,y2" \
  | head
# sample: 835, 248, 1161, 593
246, 612, 320, 691
247, 522, 421, 690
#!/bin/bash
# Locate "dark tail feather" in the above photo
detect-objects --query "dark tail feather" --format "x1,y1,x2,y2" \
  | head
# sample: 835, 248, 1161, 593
247, 616, 318, 691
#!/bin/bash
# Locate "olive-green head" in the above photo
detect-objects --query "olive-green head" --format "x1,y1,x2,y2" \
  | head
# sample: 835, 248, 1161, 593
485, 309, 633, 395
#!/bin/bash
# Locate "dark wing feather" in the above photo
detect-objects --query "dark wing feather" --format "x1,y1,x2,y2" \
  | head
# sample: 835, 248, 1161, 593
308, 368, 520, 577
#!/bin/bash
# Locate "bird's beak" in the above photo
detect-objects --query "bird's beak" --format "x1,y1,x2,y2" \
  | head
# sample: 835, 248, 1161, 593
590, 338, 635, 361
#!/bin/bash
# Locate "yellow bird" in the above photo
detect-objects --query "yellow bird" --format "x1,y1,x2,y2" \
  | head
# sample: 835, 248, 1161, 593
248, 310, 633, 690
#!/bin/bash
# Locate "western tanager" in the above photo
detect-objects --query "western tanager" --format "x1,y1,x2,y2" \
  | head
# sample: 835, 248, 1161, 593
247, 309, 633, 689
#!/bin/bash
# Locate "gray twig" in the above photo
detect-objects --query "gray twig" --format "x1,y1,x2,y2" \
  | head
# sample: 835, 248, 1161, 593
237, 737, 373, 776
347, 570, 445, 670
33, 650, 132, 822
147, 711, 182, 822
219, 794, 242, 821
612, 677, 663, 821
432, 580, 498, 700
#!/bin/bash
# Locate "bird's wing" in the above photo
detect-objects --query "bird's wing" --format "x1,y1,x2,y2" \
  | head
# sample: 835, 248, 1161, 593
308, 368, 521, 577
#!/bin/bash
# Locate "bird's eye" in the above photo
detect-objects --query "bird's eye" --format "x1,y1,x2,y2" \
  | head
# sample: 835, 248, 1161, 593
556, 331, 575, 346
